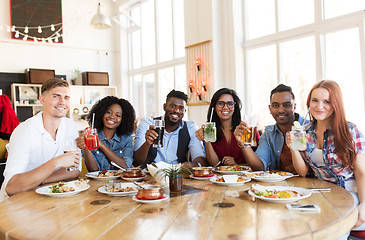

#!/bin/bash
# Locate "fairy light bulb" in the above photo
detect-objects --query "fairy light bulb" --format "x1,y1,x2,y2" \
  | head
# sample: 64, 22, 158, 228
6, 26, 11, 32
196, 90, 202, 101
15, 30, 19, 38
51, 24, 55, 31
188, 81, 193, 92
55, 37, 59, 42
33, 37, 38, 42
48, 38, 52, 43
24, 26, 29, 33
56, 32, 60, 37
42, 38, 46, 43
38, 26, 42, 33
11, 25, 15, 32
202, 81, 207, 91
23, 35, 28, 41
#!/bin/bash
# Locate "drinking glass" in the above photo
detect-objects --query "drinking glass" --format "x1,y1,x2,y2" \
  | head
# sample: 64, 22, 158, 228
153, 119, 165, 148
64, 139, 79, 171
85, 128, 99, 150
204, 122, 217, 142
241, 115, 257, 147
286, 125, 307, 151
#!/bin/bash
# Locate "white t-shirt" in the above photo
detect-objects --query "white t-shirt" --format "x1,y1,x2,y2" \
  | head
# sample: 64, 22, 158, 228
0, 112, 78, 201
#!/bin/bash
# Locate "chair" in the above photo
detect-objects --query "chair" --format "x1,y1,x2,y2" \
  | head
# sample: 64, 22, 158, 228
349, 230, 365, 240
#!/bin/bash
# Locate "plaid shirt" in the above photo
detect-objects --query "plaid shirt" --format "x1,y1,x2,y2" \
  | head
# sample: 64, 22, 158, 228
300, 122, 365, 188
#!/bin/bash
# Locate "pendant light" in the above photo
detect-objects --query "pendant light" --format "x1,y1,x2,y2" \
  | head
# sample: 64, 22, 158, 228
90, 3, 112, 29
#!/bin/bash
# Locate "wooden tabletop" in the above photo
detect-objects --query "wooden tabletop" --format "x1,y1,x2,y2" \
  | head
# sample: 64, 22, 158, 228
0, 175, 357, 240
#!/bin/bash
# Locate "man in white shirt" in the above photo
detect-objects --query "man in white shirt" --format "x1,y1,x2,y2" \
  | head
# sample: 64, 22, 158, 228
0, 78, 80, 201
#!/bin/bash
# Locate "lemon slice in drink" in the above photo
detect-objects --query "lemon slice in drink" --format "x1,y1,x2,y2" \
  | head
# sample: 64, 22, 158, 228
293, 121, 301, 127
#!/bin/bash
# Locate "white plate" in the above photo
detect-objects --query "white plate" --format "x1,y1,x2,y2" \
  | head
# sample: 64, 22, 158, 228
85, 171, 121, 180
121, 175, 147, 181
248, 186, 311, 203
210, 175, 251, 186
247, 171, 295, 182
191, 175, 215, 181
132, 194, 169, 204
97, 182, 138, 197
36, 181, 90, 197
214, 166, 252, 175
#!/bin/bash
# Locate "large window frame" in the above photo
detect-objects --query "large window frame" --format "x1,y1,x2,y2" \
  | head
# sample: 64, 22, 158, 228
123, 0, 186, 119
243, 0, 365, 130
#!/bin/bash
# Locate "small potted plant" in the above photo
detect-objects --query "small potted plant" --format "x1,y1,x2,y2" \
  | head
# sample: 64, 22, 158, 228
155, 164, 192, 192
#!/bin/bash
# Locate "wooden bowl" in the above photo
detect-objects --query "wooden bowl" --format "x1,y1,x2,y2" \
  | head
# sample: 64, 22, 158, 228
192, 167, 213, 177
122, 168, 143, 178
136, 185, 164, 200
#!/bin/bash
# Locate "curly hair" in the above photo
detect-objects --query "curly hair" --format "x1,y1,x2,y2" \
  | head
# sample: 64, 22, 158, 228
208, 88, 242, 142
87, 96, 136, 136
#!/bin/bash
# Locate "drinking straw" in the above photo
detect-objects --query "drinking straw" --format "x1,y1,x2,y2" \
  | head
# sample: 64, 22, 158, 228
209, 107, 214, 122
302, 108, 310, 125
91, 113, 95, 129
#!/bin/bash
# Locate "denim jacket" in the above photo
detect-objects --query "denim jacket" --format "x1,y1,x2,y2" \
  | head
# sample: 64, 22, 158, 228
255, 113, 306, 170
87, 130, 134, 170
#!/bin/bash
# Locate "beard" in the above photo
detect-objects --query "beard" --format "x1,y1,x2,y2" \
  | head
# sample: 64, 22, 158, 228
166, 116, 180, 127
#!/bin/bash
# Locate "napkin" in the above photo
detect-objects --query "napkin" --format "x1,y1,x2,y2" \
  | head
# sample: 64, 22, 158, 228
147, 162, 182, 184
223, 175, 239, 183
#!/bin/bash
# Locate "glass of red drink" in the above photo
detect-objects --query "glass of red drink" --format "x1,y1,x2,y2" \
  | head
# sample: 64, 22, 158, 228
85, 128, 99, 150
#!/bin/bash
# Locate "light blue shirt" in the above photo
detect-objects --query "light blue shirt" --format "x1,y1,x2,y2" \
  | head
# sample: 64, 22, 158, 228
255, 113, 306, 170
86, 130, 134, 170
133, 116, 205, 164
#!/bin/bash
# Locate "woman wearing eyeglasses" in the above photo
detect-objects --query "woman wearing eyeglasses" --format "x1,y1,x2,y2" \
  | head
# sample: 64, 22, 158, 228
195, 88, 260, 166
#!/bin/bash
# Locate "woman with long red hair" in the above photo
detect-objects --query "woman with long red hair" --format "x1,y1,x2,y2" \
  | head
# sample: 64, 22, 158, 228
289, 80, 365, 231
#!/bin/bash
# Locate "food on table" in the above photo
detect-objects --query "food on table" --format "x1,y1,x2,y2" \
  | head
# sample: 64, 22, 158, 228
97, 170, 122, 177
215, 176, 246, 182
246, 170, 288, 178
107, 186, 138, 192
49, 182, 74, 193
48, 179, 90, 193
250, 184, 302, 199
218, 165, 249, 172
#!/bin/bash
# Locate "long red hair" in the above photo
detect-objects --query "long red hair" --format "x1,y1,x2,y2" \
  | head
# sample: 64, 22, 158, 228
306, 80, 356, 169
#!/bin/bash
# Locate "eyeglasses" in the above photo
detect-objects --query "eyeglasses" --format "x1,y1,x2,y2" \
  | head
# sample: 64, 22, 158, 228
216, 101, 236, 109
270, 102, 293, 109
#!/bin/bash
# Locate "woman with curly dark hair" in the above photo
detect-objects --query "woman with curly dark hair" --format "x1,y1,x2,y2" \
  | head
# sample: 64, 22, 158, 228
77, 96, 136, 171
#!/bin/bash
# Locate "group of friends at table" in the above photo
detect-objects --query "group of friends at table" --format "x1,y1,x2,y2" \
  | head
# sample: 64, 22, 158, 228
0, 78, 364, 237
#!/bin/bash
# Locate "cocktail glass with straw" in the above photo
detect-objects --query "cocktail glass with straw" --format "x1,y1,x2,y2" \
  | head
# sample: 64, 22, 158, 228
204, 107, 217, 142
85, 113, 99, 150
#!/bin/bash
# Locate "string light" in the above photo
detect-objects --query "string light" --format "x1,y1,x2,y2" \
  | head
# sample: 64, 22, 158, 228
202, 81, 207, 91
3, 22, 63, 43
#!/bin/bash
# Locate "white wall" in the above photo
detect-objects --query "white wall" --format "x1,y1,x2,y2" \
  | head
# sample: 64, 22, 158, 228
0, 0, 121, 94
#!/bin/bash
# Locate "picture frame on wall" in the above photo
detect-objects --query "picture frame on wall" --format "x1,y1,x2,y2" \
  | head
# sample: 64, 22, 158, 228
10, 0, 63, 43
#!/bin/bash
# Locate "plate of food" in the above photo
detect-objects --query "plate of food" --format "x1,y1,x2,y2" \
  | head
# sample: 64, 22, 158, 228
210, 175, 251, 186
248, 184, 311, 203
85, 170, 123, 180
97, 182, 138, 196
121, 175, 147, 181
132, 194, 169, 204
36, 179, 90, 197
245, 170, 296, 182
214, 165, 252, 175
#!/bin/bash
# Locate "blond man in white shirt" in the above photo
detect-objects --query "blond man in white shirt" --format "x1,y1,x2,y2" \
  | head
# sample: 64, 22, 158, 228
0, 78, 80, 201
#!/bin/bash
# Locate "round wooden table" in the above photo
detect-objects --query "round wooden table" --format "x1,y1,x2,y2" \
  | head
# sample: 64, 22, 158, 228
0, 175, 357, 240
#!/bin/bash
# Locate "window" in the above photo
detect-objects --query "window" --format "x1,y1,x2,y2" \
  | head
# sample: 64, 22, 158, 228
244, 1, 365, 130
124, 0, 186, 119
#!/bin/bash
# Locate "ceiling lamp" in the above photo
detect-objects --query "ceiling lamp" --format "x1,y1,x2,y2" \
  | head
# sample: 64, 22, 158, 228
90, 3, 112, 29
